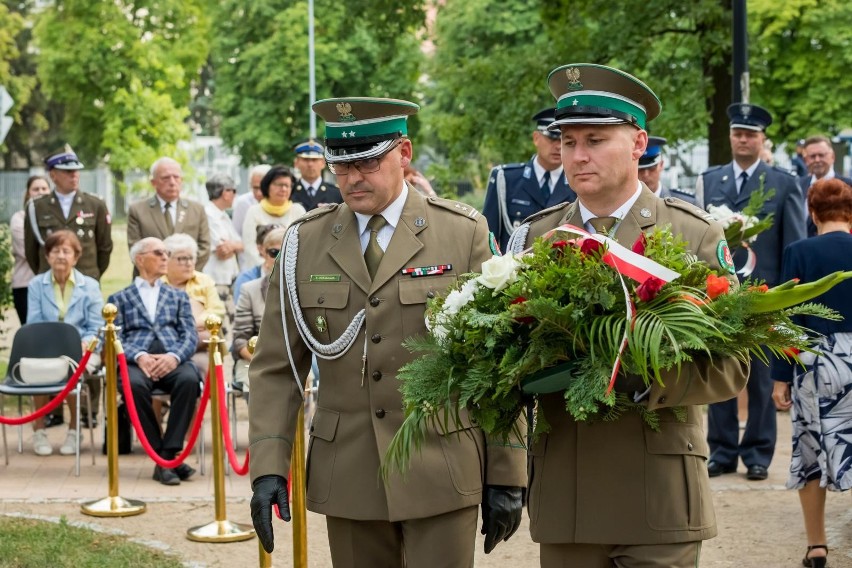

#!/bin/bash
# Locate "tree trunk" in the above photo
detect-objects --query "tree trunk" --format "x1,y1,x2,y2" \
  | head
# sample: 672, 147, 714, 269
702, 0, 734, 167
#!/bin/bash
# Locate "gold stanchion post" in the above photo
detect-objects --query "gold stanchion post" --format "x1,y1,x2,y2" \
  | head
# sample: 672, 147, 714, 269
81, 304, 146, 517
187, 315, 255, 543
291, 401, 308, 567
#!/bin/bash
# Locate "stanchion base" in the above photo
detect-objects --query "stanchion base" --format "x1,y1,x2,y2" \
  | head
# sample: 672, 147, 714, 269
187, 519, 256, 543
81, 496, 147, 517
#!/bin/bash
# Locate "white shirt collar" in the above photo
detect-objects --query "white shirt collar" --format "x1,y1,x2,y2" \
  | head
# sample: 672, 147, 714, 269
578, 182, 643, 230
156, 195, 178, 211
134, 276, 162, 290
810, 168, 836, 186
732, 159, 761, 180
532, 157, 563, 188
301, 178, 320, 192
355, 183, 408, 237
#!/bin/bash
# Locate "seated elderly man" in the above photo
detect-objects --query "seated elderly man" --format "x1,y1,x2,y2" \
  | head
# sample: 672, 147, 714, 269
108, 237, 200, 486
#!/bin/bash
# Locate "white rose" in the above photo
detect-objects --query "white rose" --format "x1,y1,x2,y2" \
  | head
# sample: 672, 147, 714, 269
477, 254, 520, 292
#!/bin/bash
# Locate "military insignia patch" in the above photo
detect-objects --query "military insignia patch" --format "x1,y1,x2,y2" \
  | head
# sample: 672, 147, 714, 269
717, 240, 735, 274
336, 102, 355, 122
565, 67, 583, 90
489, 232, 501, 255
315, 316, 327, 333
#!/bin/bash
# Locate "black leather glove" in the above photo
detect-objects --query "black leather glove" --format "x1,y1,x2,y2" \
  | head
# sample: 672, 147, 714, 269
480, 484, 523, 554
250, 474, 290, 553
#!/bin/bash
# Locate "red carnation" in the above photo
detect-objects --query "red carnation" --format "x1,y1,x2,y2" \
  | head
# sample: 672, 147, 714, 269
706, 274, 731, 300
551, 240, 569, 258
636, 276, 664, 302
632, 233, 647, 256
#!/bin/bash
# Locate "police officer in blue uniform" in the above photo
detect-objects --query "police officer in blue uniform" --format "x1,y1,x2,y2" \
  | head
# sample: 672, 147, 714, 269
637, 136, 699, 205
699, 103, 806, 481
290, 139, 343, 211
483, 108, 576, 251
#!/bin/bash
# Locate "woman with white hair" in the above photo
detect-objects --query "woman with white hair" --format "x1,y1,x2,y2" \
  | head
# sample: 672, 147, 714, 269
162, 233, 225, 377
203, 173, 243, 322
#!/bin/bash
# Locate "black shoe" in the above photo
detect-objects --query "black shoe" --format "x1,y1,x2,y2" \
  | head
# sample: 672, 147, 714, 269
746, 464, 769, 481
707, 461, 736, 477
803, 544, 828, 568
152, 465, 181, 486
175, 463, 197, 481
44, 414, 65, 428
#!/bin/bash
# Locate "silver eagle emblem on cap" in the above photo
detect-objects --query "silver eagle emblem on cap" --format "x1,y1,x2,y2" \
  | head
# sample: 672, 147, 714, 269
336, 102, 355, 122
565, 67, 583, 90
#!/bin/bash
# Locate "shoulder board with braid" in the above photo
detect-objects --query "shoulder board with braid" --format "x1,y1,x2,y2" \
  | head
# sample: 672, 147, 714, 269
426, 197, 480, 220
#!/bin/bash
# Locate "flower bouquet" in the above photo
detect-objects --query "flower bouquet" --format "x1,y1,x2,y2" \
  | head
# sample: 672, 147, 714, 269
706, 175, 774, 252
383, 223, 850, 473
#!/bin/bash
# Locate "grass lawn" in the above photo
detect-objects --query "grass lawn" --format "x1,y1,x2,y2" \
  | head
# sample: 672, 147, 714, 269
0, 517, 183, 567
100, 221, 133, 299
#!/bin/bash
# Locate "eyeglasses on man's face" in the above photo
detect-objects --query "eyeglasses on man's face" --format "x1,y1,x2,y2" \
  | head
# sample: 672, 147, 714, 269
327, 140, 402, 176
142, 248, 168, 258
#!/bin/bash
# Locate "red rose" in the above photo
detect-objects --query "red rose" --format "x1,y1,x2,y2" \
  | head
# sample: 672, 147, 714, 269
636, 276, 664, 302
551, 240, 569, 258
510, 296, 535, 324
580, 238, 604, 257
706, 273, 731, 300
631, 233, 647, 256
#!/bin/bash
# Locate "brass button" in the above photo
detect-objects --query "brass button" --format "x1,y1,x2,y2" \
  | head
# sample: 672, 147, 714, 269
375, 409, 386, 418
372, 371, 382, 381
317, 296, 325, 304
370, 297, 380, 307
426, 290, 436, 299
371, 334, 382, 344
687, 442, 694, 451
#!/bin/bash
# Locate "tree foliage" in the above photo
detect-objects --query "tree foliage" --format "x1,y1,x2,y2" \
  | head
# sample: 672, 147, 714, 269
211, 0, 425, 165
34, 0, 211, 172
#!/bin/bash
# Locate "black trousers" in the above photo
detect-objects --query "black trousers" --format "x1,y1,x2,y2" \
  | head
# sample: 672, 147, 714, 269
126, 360, 200, 458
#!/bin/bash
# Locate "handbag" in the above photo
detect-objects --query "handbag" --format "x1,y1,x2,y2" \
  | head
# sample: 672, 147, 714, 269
11, 356, 78, 385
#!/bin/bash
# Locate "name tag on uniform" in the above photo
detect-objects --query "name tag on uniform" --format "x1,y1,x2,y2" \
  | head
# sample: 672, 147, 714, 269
310, 274, 341, 282
510, 198, 531, 206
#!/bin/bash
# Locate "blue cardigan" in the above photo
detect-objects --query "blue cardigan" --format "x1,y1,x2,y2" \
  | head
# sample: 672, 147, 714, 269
27, 268, 104, 343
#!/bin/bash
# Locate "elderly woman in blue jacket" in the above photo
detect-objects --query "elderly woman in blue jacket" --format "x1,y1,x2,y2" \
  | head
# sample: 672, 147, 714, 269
27, 230, 104, 457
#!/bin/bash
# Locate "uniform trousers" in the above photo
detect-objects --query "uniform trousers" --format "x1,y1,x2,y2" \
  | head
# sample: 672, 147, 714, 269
126, 360, 200, 457
707, 350, 776, 468
326, 505, 478, 568
540, 541, 701, 568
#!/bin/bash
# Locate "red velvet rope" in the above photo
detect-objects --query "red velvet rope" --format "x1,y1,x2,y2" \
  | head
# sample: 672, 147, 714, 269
117, 350, 209, 469
0, 350, 93, 426
214, 361, 250, 475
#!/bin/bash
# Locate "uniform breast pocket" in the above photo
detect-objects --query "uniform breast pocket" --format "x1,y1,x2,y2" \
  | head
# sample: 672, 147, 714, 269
298, 281, 350, 343
398, 275, 457, 338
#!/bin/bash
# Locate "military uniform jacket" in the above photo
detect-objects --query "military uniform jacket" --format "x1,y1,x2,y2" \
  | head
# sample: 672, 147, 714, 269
248, 188, 527, 522
510, 187, 748, 545
24, 190, 113, 280
483, 157, 576, 252
127, 196, 211, 270
291, 178, 343, 211
701, 162, 805, 285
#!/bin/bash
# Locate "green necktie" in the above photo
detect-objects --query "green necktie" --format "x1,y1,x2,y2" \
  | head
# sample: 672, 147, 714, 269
164, 202, 174, 233
589, 216, 617, 235
364, 215, 387, 279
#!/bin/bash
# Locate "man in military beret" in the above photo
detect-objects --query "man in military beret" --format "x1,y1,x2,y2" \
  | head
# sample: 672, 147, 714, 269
637, 136, 699, 205
25, 145, 113, 281
507, 63, 748, 567
483, 108, 576, 251
699, 103, 805, 482
290, 139, 343, 211
248, 97, 526, 566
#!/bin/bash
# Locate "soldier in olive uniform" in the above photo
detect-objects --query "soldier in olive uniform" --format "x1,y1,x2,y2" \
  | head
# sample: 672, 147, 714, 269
25, 145, 113, 281
249, 98, 527, 566
290, 139, 343, 211
637, 136, 699, 205
483, 108, 576, 252
507, 64, 749, 568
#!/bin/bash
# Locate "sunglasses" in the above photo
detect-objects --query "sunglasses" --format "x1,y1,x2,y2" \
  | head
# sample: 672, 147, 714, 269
266, 248, 281, 258
327, 140, 402, 176
143, 248, 168, 258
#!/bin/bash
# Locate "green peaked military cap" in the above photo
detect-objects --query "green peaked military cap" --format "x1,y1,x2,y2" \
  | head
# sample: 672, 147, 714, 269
312, 97, 420, 163
547, 63, 661, 130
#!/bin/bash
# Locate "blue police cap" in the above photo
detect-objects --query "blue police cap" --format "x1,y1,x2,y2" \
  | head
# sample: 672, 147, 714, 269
294, 139, 325, 159
532, 108, 559, 139
639, 136, 667, 169
727, 103, 772, 132
44, 144, 84, 171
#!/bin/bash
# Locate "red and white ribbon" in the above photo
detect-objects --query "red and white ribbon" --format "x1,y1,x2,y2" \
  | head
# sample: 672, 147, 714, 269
737, 242, 757, 278
532, 224, 682, 395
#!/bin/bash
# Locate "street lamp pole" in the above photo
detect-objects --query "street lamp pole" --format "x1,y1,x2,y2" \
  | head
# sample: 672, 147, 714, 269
732, 0, 749, 103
